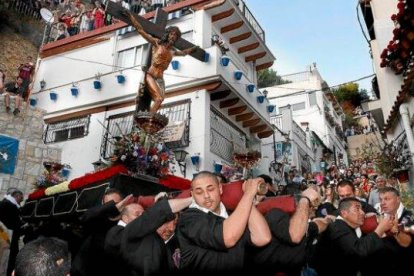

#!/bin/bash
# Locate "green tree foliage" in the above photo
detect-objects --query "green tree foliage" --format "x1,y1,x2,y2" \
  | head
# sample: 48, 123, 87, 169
332, 83, 369, 107
257, 68, 290, 88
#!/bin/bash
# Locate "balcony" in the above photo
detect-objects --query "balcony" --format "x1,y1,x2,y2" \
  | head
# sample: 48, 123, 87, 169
234, 0, 265, 42
204, 0, 274, 71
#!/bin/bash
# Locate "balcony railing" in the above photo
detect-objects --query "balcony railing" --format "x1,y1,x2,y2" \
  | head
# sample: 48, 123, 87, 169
270, 115, 283, 130
235, 0, 265, 42
293, 121, 306, 142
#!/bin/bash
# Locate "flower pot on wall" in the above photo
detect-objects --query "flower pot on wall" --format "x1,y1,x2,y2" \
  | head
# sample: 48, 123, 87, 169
71, 86, 79, 97
220, 55, 230, 67
93, 80, 102, 90
171, 60, 180, 70
29, 98, 37, 107
204, 52, 210, 62
267, 105, 275, 113
116, 74, 126, 84
49, 92, 58, 101
247, 84, 255, 93
234, 70, 243, 80
214, 162, 223, 173
257, 95, 265, 104
191, 155, 200, 171
61, 167, 71, 178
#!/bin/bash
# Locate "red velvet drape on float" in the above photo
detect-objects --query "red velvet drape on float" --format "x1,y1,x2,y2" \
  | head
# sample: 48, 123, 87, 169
137, 180, 296, 215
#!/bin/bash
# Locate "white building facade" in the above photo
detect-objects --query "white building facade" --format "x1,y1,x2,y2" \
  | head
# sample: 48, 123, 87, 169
259, 65, 347, 176
31, 0, 276, 179
359, 0, 414, 186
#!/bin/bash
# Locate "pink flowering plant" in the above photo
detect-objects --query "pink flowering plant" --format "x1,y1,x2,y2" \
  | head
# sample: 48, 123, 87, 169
111, 131, 174, 178
34, 162, 71, 189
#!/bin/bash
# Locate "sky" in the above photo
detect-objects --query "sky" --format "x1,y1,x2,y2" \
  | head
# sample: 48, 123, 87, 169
245, 0, 374, 91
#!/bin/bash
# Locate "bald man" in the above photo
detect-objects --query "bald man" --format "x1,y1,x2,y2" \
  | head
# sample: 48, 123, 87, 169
176, 171, 271, 274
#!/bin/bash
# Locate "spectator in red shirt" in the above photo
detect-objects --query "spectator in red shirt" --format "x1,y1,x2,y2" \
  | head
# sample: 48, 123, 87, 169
18, 56, 34, 100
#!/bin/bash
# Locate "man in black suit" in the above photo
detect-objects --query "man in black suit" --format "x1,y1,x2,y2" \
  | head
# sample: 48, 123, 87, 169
105, 203, 144, 276
0, 189, 24, 276
248, 186, 327, 275
120, 195, 192, 276
71, 188, 132, 276
367, 187, 414, 276
312, 197, 393, 276
316, 180, 377, 218
176, 171, 271, 274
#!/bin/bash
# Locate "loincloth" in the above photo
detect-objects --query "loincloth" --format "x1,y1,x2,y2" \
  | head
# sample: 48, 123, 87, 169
147, 73, 165, 96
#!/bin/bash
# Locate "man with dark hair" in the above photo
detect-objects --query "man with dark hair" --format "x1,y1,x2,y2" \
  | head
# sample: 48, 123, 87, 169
257, 174, 277, 197
312, 197, 393, 276
71, 188, 132, 276
316, 180, 377, 217
13, 237, 70, 276
0, 189, 24, 276
177, 171, 271, 274
120, 195, 192, 275
3, 76, 24, 115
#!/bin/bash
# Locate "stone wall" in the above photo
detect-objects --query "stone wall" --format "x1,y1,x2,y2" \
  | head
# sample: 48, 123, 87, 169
0, 100, 61, 197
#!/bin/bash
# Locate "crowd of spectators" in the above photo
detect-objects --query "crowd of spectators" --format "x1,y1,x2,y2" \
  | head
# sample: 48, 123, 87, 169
7, 0, 185, 42
273, 158, 403, 215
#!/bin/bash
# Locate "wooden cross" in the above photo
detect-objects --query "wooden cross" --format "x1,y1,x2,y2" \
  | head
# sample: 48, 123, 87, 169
106, 2, 207, 111
106, 2, 207, 61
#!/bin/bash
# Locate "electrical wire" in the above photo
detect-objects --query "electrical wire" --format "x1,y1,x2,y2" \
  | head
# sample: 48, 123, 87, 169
356, 0, 371, 45
267, 74, 375, 100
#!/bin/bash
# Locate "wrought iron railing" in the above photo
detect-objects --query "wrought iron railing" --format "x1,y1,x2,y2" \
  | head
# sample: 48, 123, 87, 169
43, 116, 90, 144
293, 121, 306, 142
235, 0, 265, 42
210, 107, 247, 162
100, 99, 191, 159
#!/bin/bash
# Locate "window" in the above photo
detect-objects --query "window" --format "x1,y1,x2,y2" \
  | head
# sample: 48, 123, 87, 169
210, 107, 247, 162
292, 102, 306, 111
100, 100, 191, 159
117, 48, 136, 68
116, 45, 145, 69
43, 116, 90, 144
309, 92, 317, 106
279, 105, 290, 114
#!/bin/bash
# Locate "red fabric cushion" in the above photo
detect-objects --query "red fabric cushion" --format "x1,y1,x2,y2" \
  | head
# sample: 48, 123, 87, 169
136, 195, 155, 208
361, 215, 378, 234
221, 181, 244, 211
256, 195, 296, 215
159, 174, 191, 190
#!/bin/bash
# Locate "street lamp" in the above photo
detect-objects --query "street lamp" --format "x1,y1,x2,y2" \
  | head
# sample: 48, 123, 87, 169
173, 149, 188, 177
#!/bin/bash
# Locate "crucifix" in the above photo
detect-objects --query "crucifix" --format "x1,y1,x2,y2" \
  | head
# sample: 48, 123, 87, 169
106, 2, 207, 114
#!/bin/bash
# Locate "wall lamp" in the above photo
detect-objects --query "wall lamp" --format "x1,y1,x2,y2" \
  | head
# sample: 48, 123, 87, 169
40, 79, 46, 89
173, 149, 188, 177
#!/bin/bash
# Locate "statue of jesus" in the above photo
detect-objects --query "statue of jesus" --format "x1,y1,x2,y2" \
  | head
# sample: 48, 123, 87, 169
126, 11, 198, 114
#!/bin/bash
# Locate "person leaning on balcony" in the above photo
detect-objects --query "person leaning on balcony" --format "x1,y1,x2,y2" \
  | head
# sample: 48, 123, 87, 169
2, 76, 23, 116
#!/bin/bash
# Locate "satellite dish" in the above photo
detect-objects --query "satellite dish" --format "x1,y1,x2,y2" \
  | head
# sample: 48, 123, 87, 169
40, 8, 54, 24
